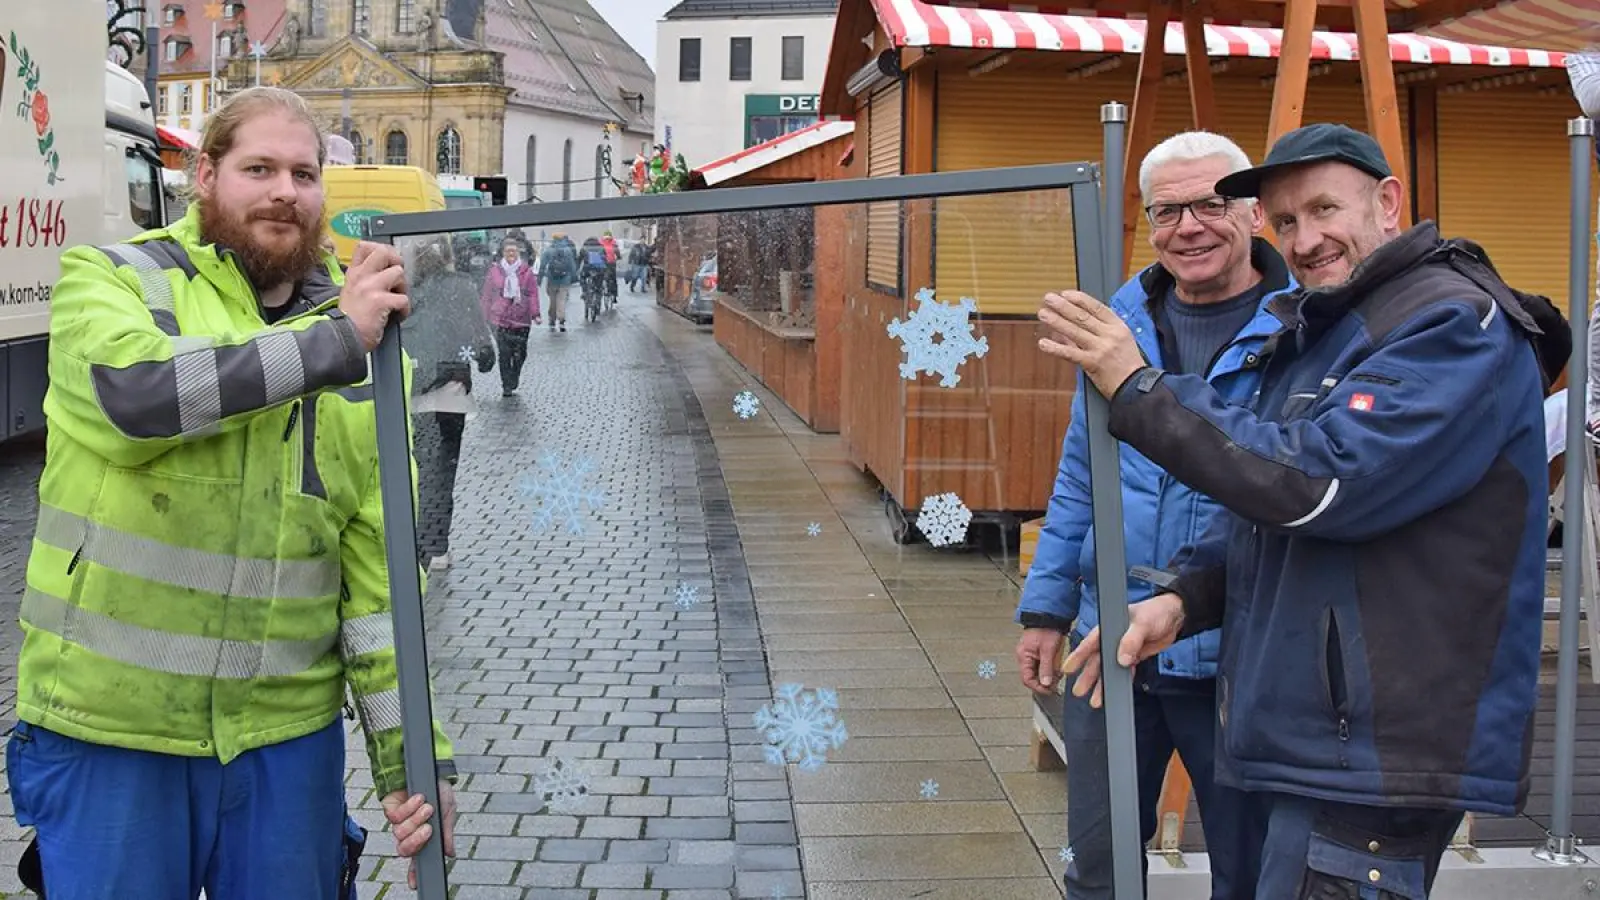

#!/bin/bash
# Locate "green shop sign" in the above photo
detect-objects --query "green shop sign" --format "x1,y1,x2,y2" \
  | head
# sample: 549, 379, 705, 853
743, 94, 821, 117
330, 208, 386, 238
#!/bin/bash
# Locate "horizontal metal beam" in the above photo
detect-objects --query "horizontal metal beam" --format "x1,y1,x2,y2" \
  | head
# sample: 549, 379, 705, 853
366, 162, 1097, 238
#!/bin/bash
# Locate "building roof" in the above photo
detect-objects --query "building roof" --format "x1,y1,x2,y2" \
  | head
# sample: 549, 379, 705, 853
483, 0, 657, 132
693, 120, 854, 186
1415, 0, 1600, 54
869, 0, 1568, 67
665, 0, 838, 19
155, 0, 288, 77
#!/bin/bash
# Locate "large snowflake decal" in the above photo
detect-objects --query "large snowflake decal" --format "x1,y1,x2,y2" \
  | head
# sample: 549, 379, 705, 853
917, 492, 973, 547
519, 454, 606, 536
533, 757, 592, 815
733, 390, 761, 420
887, 287, 989, 388
753, 683, 849, 772
457, 344, 475, 364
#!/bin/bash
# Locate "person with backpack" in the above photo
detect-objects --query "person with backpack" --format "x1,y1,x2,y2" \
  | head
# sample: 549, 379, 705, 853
626, 239, 651, 293
579, 236, 609, 322
537, 231, 579, 332
600, 230, 620, 308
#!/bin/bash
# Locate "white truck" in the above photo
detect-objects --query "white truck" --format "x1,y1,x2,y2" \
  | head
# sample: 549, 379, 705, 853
0, 3, 167, 441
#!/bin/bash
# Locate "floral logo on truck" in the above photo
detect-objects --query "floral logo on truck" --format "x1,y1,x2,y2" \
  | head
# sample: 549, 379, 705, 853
7, 31, 64, 185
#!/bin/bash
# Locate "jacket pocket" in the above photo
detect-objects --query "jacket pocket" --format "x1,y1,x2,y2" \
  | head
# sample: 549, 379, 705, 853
1298, 814, 1430, 900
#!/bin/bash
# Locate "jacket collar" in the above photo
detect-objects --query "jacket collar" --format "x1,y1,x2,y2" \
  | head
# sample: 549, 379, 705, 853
1267, 221, 1441, 332
167, 203, 344, 319
1135, 236, 1293, 305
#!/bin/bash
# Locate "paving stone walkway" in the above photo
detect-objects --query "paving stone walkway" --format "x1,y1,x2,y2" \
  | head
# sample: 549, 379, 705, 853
0, 291, 1071, 899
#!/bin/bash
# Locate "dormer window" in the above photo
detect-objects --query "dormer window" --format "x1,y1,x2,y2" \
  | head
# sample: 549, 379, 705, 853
162, 4, 184, 25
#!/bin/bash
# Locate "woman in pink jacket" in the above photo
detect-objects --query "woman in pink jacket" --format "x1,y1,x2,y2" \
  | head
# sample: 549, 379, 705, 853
480, 238, 542, 396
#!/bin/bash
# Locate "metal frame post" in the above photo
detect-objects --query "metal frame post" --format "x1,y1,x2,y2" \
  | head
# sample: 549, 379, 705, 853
1538, 115, 1595, 867
367, 231, 451, 898
1096, 100, 1145, 900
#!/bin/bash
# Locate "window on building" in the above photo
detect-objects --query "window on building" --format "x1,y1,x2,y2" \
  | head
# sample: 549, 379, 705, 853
178, 84, 193, 115
351, 0, 371, 36
436, 126, 462, 175
729, 37, 752, 81
164, 38, 184, 62
384, 129, 408, 165
678, 38, 700, 82
747, 115, 817, 148
781, 36, 804, 80
157, 88, 169, 117
562, 139, 573, 200
308, 0, 327, 37
223, 1, 244, 18
163, 4, 181, 25
349, 129, 365, 163
396, 0, 415, 33
523, 136, 537, 201
217, 33, 234, 58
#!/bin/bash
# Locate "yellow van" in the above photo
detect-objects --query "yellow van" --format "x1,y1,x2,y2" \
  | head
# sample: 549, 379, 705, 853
321, 164, 445, 265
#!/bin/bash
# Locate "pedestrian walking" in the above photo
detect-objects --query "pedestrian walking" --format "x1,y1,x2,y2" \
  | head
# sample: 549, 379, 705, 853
480, 237, 541, 394
626, 239, 651, 293
539, 230, 579, 331
1048, 124, 1569, 898
1016, 131, 1277, 900
406, 237, 496, 570
7, 86, 456, 899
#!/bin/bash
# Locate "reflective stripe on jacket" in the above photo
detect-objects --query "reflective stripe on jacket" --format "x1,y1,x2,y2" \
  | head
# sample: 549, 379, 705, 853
21, 204, 454, 795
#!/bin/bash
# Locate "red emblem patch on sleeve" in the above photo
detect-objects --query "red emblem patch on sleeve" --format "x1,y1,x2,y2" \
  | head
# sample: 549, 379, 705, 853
1348, 393, 1375, 411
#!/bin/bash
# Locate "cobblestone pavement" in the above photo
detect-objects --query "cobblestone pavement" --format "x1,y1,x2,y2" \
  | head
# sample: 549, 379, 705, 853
0, 291, 807, 899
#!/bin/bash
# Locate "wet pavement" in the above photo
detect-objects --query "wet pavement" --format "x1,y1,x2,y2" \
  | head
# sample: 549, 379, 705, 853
0, 293, 1068, 898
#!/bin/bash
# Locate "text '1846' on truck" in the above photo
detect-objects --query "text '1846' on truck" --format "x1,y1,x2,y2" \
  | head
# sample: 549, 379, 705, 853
0, 3, 167, 441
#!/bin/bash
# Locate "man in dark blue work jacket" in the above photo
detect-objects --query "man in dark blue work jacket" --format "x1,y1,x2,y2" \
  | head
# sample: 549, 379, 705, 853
1040, 124, 1565, 898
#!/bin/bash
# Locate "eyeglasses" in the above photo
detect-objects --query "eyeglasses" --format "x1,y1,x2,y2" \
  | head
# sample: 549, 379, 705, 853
1144, 196, 1233, 229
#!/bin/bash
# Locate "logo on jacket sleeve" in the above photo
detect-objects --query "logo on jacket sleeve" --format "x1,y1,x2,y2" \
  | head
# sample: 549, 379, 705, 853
1348, 393, 1375, 412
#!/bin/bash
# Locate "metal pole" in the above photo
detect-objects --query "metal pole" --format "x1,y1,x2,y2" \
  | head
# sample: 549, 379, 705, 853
208, 20, 217, 114
143, 25, 160, 116
1080, 100, 1146, 900
367, 232, 450, 897
1538, 115, 1595, 867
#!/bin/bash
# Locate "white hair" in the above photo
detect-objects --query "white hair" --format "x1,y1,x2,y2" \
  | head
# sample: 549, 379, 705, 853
1138, 131, 1254, 206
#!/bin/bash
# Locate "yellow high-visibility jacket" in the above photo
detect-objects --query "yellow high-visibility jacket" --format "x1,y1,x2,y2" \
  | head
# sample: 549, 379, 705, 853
19, 205, 454, 795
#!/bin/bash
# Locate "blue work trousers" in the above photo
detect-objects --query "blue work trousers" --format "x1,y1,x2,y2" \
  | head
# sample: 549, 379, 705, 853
1060, 660, 1267, 900
6, 719, 363, 900
1254, 793, 1463, 899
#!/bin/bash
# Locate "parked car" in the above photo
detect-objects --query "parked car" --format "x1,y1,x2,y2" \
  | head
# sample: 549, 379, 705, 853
686, 254, 717, 324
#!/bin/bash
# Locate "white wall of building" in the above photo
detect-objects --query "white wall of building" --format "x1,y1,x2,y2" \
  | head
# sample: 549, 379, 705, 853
502, 107, 653, 205
654, 15, 835, 168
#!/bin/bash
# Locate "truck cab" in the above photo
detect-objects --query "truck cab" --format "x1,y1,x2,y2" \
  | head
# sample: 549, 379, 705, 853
0, 7, 166, 442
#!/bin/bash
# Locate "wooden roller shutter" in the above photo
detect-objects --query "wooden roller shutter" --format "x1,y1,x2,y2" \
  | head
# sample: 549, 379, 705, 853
1438, 88, 1595, 312
866, 83, 903, 293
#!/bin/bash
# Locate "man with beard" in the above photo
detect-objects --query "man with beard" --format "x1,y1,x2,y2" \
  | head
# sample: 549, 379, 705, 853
8, 86, 457, 898
1040, 124, 1562, 897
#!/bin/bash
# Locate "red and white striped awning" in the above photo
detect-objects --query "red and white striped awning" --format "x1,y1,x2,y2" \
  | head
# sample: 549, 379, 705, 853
694, 121, 856, 187
1415, 0, 1600, 55
871, 0, 1570, 67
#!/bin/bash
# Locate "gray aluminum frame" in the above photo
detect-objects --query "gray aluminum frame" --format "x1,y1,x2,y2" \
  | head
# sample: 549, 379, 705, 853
365, 123, 1146, 900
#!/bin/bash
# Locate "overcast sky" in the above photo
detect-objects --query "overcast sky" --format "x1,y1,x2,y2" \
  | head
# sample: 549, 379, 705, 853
591, 0, 679, 71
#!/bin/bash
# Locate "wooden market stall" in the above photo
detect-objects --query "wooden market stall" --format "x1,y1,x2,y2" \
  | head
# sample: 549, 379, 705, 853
681, 121, 856, 432
817, 0, 1590, 528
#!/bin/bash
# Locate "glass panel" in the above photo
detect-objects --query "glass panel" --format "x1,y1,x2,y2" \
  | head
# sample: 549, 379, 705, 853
368, 182, 1086, 896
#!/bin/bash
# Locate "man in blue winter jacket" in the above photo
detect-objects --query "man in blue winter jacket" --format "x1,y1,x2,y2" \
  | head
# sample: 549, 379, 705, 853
1042, 124, 1560, 898
1015, 131, 1284, 899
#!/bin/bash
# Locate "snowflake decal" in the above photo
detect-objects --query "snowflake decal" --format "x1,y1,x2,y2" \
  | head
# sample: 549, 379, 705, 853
887, 287, 989, 388
917, 492, 973, 547
977, 659, 997, 680
733, 390, 761, 419
753, 683, 849, 772
519, 454, 606, 536
1059, 846, 1075, 865
457, 344, 475, 364
919, 778, 939, 799
533, 757, 591, 814
672, 582, 702, 611
806, 522, 822, 538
